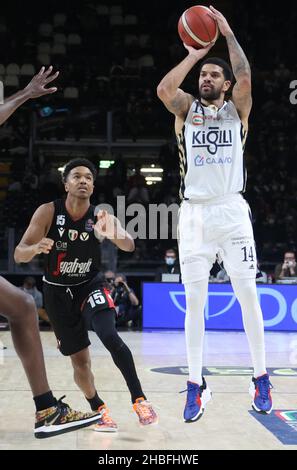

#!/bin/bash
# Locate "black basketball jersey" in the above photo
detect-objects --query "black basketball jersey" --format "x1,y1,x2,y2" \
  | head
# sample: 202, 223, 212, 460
44, 199, 102, 286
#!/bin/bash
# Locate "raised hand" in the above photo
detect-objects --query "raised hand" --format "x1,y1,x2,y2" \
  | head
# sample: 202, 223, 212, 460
184, 41, 215, 58
208, 5, 233, 37
24, 66, 60, 98
94, 210, 120, 240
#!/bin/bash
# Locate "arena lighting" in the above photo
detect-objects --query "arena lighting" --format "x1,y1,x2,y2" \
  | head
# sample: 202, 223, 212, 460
58, 166, 65, 173
145, 176, 162, 181
99, 160, 115, 169
141, 168, 163, 173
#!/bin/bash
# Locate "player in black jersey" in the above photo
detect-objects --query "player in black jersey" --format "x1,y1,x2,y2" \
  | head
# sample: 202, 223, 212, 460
15, 158, 158, 429
0, 68, 100, 438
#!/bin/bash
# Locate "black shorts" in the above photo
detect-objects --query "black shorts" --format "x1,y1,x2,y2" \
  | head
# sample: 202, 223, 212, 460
43, 275, 115, 356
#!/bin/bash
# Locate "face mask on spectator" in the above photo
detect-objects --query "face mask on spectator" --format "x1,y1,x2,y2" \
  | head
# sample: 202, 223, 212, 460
165, 257, 176, 266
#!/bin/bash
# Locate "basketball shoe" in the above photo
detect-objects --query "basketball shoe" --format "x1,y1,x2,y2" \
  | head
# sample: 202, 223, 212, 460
133, 397, 158, 425
183, 378, 212, 422
94, 404, 118, 432
249, 373, 273, 414
34, 395, 101, 438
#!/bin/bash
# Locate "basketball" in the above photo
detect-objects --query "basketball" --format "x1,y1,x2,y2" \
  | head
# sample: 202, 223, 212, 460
178, 5, 219, 49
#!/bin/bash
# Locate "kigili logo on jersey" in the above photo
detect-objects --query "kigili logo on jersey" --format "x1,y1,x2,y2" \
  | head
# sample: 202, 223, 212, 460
68, 229, 78, 241
192, 114, 204, 126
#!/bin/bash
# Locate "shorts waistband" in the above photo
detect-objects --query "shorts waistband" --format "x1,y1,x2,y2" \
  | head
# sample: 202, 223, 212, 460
182, 193, 243, 206
42, 276, 90, 287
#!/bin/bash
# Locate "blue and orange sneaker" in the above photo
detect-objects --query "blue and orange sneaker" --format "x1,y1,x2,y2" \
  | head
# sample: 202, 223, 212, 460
182, 378, 212, 423
133, 397, 158, 426
249, 373, 273, 414
94, 404, 118, 432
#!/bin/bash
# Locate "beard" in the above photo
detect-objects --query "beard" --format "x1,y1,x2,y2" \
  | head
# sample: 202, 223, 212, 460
199, 86, 221, 101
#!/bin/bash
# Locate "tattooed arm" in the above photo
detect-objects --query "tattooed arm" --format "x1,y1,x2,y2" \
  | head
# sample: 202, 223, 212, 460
157, 42, 214, 133
209, 6, 252, 126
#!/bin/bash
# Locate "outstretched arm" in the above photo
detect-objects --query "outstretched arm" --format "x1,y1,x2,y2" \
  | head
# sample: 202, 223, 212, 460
157, 42, 215, 134
209, 6, 252, 124
0, 66, 59, 126
157, 43, 214, 119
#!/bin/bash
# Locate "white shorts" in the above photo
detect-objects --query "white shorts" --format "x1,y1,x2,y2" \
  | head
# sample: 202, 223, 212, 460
178, 193, 257, 283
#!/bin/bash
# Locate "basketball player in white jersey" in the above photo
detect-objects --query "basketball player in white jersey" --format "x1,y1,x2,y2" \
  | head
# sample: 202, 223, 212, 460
157, 5, 272, 422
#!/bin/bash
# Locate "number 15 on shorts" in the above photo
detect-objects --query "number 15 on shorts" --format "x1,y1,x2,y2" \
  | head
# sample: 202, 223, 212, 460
86, 288, 114, 310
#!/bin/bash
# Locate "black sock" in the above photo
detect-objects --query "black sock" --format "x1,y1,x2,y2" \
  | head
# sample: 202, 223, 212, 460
86, 392, 104, 411
91, 310, 146, 404
33, 391, 56, 412
109, 342, 146, 404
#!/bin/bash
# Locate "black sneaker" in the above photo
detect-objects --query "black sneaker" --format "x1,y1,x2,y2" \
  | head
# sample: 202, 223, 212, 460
34, 395, 101, 439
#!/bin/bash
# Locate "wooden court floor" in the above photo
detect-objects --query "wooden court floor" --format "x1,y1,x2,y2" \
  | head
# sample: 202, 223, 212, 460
0, 329, 296, 450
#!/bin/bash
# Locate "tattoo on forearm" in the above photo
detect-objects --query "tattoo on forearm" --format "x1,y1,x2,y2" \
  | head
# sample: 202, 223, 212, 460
226, 34, 251, 78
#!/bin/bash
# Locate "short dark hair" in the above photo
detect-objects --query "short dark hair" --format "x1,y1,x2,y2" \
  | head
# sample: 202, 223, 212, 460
284, 250, 295, 257
62, 158, 97, 183
165, 248, 177, 256
199, 57, 233, 82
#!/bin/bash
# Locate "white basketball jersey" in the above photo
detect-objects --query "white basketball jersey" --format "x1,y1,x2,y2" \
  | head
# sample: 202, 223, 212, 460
177, 100, 248, 201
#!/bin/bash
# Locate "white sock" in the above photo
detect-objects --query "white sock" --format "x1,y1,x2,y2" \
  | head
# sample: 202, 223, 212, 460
184, 279, 209, 385
231, 277, 267, 378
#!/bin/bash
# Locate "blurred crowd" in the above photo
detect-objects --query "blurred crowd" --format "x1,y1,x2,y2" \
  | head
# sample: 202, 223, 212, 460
0, 0, 296, 269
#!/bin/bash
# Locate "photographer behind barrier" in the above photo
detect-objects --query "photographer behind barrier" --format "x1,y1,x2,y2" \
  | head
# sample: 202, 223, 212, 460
274, 251, 297, 280
112, 274, 140, 328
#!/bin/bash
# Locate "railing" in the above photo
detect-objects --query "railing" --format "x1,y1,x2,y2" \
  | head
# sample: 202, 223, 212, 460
30, 109, 170, 162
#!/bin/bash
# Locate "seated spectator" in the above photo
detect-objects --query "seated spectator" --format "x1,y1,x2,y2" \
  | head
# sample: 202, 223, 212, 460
112, 273, 140, 329
19, 276, 50, 325
155, 248, 180, 282
127, 164, 149, 204
104, 270, 116, 292
256, 264, 268, 283
20, 276, 43, 308
100, 238, 118, 272
274, 251, 297, 280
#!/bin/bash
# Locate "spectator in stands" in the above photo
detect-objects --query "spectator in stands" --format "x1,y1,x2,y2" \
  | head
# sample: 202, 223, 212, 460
274, 251, 297, 280
256, 263, 268, 283
127, 163, 149, 204
100, 238, 118, 272
104, 270, 116, 292
112, 273, 140, 329
23, 163, 39, 190
155, 248, 180, 282
20, 276, 43, 309
20, 276, 50, 325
